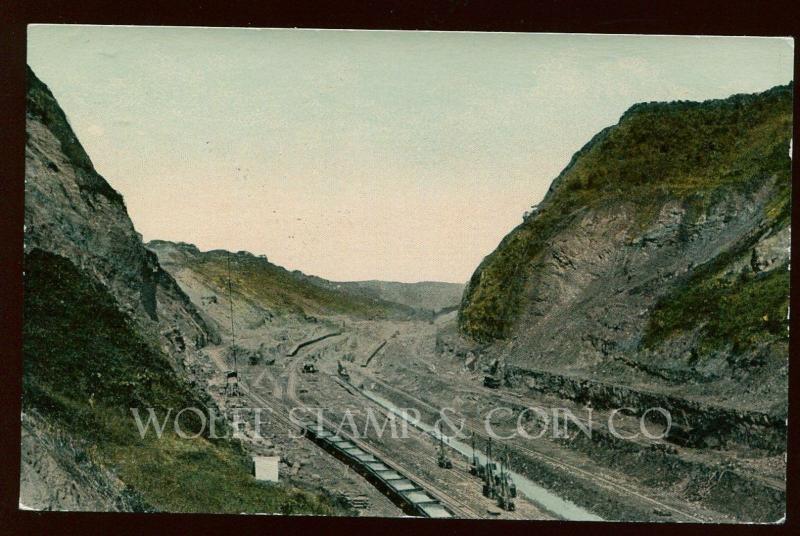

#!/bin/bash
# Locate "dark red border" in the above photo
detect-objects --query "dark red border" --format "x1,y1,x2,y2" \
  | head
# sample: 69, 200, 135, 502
1, 1, 797, 535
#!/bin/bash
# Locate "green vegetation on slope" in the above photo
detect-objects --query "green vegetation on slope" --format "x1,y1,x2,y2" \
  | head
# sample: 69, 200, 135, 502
179, 248, 418, 320
459, 83, 793, 341
23, 249, 339, 514
643, 256, 789, 360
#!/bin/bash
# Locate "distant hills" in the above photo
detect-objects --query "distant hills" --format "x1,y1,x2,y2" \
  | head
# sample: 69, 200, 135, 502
147, 240, 464, 320
305, 278, 464, 313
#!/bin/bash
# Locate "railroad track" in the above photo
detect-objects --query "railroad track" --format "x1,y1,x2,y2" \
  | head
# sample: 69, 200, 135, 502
355, 370, 709, 523
299, 378, 539, 520
208, 340, 700, 521
284, 340, 558, 519
282, 342, 485, 518
242, 371, 473, 518
304, 411, 476, 518
208, 340, 483, 518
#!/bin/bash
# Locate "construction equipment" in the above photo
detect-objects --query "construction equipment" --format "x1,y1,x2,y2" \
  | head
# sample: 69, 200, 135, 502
496, 450, 516, 511
483, 359, 502, 389
469, 434, 517, 506
482, 438, 496, 499
436, 432, 453, 469
483, 358, 501, 388
225, 369, 241, 398
337, 360, 350, 382
508, 472, 517, 498
483, 376, 501, 389
469, 433, 479, 475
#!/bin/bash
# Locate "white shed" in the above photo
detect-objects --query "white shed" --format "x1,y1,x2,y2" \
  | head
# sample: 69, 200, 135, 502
253, 456, 280, 482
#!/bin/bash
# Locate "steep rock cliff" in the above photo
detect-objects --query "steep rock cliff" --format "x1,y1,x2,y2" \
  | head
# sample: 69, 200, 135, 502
21, 68, 336, 514
24, 67, 217, 358
459, 84, 791, 420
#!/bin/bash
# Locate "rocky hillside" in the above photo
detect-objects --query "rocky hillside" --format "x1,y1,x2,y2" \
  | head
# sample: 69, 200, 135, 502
147, 240, 423, 321
21, 67, 340, 514
24, 67, 217, 358
459, 84, 791, 420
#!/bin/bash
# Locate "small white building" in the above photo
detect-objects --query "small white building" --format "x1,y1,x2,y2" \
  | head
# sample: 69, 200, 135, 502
253, 456, 280, 482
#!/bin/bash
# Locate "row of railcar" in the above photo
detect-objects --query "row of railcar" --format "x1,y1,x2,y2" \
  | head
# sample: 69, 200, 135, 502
300, 420, 454, 518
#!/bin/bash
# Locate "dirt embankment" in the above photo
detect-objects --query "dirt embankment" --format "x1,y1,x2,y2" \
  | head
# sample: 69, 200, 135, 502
506, 366, 786, 453
20, 410, 149, 512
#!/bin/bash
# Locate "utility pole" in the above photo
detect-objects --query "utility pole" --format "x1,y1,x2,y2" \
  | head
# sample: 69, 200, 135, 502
437, 424, 452, 468
469, 432, 478, 475
483, 437, 495, 499
225, 252, 240, 398
497, 449, 516, 511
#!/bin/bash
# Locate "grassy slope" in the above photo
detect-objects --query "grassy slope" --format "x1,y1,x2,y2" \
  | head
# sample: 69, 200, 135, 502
459, 83, 792, 343
23, 249, 339, 514
643, 254, 789, 360
174, 247, 418, 320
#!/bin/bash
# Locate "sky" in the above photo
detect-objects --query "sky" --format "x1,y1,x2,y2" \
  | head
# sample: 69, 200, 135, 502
27, 26, 793, 283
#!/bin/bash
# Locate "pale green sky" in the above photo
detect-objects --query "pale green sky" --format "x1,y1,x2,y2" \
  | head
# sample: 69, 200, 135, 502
27, 26, 793, 283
